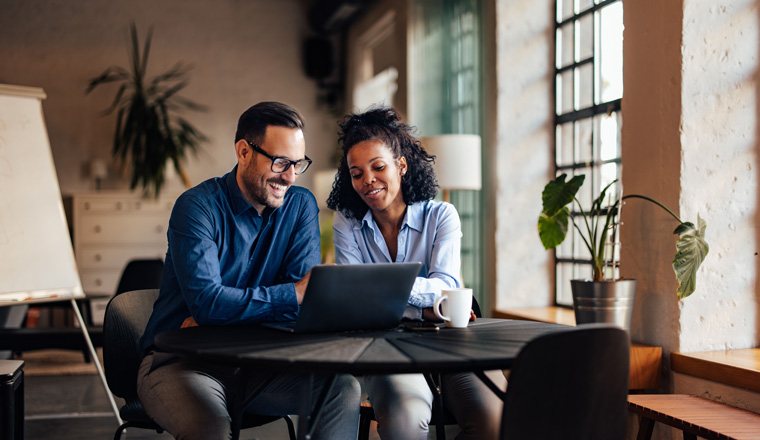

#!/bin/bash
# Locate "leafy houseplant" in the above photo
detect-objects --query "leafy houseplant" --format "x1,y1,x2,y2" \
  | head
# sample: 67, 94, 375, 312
86, 23, 207, 198
538, 173, 709, 300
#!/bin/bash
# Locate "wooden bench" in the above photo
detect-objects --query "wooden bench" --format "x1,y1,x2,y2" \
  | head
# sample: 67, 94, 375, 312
628, 394, 760, 440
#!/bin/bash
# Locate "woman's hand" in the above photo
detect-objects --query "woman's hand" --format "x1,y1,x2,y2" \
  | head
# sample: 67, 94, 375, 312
421, 307, 441, 322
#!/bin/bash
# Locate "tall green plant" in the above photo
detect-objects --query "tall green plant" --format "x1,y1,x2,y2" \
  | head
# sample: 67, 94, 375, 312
538, 173, 709, 299
85, 23, 207, 197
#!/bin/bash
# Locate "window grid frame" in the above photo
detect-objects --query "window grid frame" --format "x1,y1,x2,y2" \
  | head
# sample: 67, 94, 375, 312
553, 0, 623, 306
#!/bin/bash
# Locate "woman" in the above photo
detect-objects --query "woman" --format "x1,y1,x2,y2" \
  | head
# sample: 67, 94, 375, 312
327, 107, 506, 440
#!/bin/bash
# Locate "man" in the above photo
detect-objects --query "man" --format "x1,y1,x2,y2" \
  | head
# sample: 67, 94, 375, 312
137, 102, 361, 439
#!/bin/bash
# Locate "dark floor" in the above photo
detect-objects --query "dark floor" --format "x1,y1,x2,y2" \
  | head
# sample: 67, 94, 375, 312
24, 374, 300, 440
24, 370, 455, 439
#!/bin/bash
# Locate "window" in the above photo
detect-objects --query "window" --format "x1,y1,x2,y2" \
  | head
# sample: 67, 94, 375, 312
554, 0, 623, 305
410, 0, 484, 311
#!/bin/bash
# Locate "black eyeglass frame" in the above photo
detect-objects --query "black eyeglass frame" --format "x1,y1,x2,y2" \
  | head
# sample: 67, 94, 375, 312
246, 141, 312, 175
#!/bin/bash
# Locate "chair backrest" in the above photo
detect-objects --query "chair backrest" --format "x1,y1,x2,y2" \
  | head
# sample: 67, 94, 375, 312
500, 325, 630, 440
103, 289, 159, 400
115, 259, 164, 296
471, 295, 482, 318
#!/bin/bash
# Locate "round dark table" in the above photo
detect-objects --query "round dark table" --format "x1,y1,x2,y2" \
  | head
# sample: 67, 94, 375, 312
155, 318, 570, 439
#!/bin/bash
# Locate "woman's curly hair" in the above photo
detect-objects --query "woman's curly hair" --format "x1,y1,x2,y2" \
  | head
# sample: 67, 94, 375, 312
326, 107, 438, 220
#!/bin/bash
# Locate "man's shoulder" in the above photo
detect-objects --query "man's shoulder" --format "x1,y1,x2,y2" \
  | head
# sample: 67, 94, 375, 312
283, 186, 317, 208
286, 185, 314, 199
173, 176, 227, 215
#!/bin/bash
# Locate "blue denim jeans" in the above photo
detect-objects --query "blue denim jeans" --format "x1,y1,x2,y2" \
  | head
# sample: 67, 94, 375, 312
137, 352, 361, 440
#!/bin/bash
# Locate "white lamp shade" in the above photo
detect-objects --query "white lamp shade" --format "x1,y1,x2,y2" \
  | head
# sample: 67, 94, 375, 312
422, 134, 482, 190
313, 169, 338, 208
90, 158, 108, 179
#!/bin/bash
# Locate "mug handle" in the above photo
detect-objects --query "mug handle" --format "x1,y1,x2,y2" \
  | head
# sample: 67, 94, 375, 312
434, 296, 449, 322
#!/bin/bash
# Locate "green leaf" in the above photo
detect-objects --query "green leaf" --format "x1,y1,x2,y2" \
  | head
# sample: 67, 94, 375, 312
542, 174, 585, 216
672, 214, 709, 299
538, 207, 570, 250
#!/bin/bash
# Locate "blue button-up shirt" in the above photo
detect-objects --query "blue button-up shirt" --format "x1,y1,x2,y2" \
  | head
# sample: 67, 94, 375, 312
141, 167, 321, 351
332, 200, 462, 320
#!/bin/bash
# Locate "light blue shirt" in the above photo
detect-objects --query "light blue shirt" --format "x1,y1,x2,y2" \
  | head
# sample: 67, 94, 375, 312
333, 200, 462, 320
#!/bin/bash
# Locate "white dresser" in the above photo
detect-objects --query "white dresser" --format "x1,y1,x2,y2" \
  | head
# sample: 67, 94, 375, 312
66, 191, 179, 298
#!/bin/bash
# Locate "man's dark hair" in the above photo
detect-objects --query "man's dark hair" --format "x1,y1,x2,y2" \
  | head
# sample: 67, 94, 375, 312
326, 107, 438, 220
234, 101, 305, 145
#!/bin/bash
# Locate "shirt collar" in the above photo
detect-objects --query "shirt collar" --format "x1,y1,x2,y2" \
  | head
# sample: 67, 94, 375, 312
359, 202, 424, 233
225, 166, 258, 217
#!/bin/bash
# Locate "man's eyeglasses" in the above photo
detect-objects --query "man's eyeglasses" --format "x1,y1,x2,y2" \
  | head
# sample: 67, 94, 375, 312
247, 141, 312, 175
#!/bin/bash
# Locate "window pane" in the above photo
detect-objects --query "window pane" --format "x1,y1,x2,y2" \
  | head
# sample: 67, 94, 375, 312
599, 2, 623, 101
558, 71, 574, 114
600, 162, 619, 201
556, 263, 574, 305
557, 229, 573, 259
599, 112, 620, 161
572, 226, 591, 260
578, 0, 594, 14
556, 122, 575, 166
560, 22, 574, 67
575, 169, 593, 210
577, 63, 593, 109
578, 13, 593, 61
558, 0, 575, 22
576, 118, 593, 164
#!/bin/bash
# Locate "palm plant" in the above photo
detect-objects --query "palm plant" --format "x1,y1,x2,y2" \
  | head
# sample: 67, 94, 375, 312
538, 173, 709, 299
85, 23, 207, 197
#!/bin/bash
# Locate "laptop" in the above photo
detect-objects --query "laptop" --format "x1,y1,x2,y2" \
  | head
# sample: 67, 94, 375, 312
263, 262, 422, 333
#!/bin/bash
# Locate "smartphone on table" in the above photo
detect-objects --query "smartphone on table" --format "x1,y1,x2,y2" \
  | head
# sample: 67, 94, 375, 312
401, 321, 440, 332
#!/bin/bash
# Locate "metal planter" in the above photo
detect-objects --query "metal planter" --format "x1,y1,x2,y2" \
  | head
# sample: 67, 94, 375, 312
570, 279, 637, 331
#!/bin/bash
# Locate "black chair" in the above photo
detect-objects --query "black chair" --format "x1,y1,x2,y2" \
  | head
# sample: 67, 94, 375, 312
115, 259, 165, 295
500, 325, 630, 440
80, 258, 165, 362
358, 296, 485, 440
103, 289, 296, 440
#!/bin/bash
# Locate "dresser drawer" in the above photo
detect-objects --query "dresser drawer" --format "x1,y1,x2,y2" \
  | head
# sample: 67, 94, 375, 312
76, 246, 167, 270
77, 215, 169, 245
75, 195, 176, 214
68, 192, 177, 296
79, 269, 122, 295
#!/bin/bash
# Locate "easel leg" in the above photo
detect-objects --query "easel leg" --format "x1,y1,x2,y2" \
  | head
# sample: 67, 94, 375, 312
70, 299, 122, 425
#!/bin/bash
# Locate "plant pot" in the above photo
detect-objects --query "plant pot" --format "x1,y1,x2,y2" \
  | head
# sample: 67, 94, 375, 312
570, 279, 637, 331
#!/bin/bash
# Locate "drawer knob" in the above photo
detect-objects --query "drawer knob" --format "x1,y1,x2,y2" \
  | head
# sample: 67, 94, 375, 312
95, 278, 102, 286
95, 254, 102, 262
94, 225, 101, 233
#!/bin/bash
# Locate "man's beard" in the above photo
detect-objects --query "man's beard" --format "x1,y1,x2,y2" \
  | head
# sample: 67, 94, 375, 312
244, 171, 289, 210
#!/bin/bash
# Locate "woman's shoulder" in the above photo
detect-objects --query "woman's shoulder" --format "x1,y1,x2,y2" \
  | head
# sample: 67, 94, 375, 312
414, 199, 459, 217
333, 209, 363, 230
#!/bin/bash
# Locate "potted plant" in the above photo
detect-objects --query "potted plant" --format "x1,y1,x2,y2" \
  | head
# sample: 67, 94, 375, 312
85, 23, 207, 198
538, 173, 709, 329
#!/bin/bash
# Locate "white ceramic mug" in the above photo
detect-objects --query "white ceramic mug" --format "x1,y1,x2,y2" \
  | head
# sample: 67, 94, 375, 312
433, 288, 473, 328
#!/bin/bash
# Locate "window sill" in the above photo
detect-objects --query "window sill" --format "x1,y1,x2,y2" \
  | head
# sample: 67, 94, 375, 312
493, 307, 662, 390
671, 349, 760, 393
